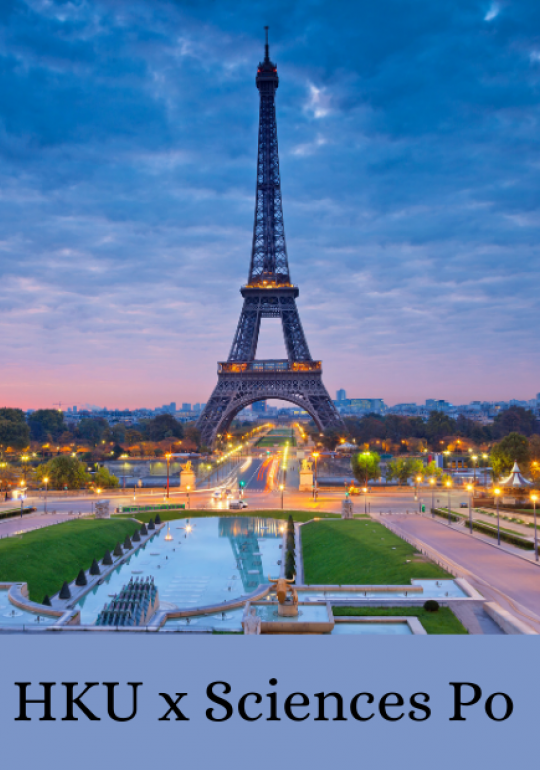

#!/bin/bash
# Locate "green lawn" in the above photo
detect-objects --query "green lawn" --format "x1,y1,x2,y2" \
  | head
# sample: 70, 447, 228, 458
0, 519, 140, 603
333, 606, 468, 635
256, 437, 296, 447
302, 519, 450, 585
118, 509, 342, 524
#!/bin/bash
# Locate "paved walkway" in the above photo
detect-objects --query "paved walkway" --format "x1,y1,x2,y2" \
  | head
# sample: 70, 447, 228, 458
382, 514, 540, 631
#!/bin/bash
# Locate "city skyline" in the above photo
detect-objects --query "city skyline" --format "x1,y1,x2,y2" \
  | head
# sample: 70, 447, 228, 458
1, 1, 540, 409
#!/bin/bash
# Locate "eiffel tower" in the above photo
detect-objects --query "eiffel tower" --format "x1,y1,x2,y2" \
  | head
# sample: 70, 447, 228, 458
197, 30, 344, 447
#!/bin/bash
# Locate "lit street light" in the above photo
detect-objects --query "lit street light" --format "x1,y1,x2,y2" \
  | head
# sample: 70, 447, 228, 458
531, 492, 538, 562
429, 478, 435, 517
467, 483, 473, 534
494, 487, 501, 545
445, 479, 452, 525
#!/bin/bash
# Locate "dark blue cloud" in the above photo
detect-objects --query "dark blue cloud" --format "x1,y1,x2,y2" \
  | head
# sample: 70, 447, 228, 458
0, 0, 539, 408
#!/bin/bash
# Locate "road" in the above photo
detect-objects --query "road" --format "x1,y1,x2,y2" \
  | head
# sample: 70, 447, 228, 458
381, 513, 540, 630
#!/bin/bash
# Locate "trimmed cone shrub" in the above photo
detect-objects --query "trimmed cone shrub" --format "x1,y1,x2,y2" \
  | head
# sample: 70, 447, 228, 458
140, 523, 148, 535
89, 558, 101, 576
424, 600, 440, 613
286, 533, 295, 552
75, 569, 87, 587
42, 595, 52, 606
59, 581, 72, 600
155, 514, 161, 525
132, 530, 141, 542
102, 549, 113, 566
113, 542, 123, 557
123, 535, 133, 550
148, 518, 155, 530
287, 515, 294, 534
285, 551, 295, 580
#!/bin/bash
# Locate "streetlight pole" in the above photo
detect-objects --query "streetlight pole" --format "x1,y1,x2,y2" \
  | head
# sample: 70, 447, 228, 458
44, 477, 48, 514
312, 452, 319, 499
446, 480, 452, 525
429, 478, 435, 517
363, 486, 367, 514
166, 454, 170, 499
531, 493, 538, 562
280, 484, 284, 509
467, 484, 473, 534
186, 485, 190, 509
494, 487, 501, 546
472, 455, 477, 485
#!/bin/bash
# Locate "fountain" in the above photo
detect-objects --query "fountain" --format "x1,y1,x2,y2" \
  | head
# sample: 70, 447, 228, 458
164, 523, 173, 542
268, 576, 298, 617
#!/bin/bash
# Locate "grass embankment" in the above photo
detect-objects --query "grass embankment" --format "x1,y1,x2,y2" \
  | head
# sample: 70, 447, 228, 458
333, 606, 468, 635
0, 519, 140, 603
118, 509, 342, 524
302, 520, 450, 585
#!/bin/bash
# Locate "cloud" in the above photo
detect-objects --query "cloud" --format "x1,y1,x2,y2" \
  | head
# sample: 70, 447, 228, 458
484, 3, 500, 22
0, 0, 539, 409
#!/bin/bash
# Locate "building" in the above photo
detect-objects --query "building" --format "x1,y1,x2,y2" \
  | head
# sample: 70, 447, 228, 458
252, 401, 266, 414
336, 389, 347, 402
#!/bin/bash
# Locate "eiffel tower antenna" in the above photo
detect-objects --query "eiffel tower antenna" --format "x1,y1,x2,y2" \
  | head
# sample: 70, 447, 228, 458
197, 40, 344, 448
264, 26, 269, 61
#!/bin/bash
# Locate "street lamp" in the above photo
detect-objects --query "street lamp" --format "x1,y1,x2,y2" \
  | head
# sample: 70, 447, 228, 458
466, 484, 473, 534
471, 455, 478, 485
531, 493, 538, 562
415, 475, 422, 503
44, 476, 49, 514
445, 479, 452, 525
312, 452, 320, 499
494, 487, 501, 546
429, 477, 435, 516
166, 453, 171, 499
279, 484, 284, 509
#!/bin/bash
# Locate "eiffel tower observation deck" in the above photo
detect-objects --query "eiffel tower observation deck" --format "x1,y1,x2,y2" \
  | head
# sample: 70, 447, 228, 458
197, 30, 344, 448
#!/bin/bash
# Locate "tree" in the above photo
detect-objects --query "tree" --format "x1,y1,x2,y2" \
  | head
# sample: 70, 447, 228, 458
27, 409, 65, 441
77, 417, 109, 446
493, 407, 538, 438
0, 408, 30, 450
385, 457, 424, 486
424, 460, 443, 480
425, 411, 457, 444
351, 451, 381, 486
111, 423, 127, 444
143, 414, 184, 441
93, 466, 120, 489
490, 433, 530, 479
184, 424, 201, 449
36, 456, 90, 490
529, 435, 540, 482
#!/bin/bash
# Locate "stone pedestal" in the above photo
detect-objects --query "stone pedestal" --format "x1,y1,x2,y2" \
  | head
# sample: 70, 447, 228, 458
278, 601, 299, 617
180, 470, 196, 491
95, 499, 110, 519
341, 498, 354, 519
299, 469, 313, 492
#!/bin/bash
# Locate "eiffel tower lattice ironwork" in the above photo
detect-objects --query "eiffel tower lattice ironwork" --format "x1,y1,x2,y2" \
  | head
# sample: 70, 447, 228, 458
197, 31, 344, 447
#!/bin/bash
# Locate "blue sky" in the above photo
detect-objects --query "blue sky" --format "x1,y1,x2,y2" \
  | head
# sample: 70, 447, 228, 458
0, 0, 539, 409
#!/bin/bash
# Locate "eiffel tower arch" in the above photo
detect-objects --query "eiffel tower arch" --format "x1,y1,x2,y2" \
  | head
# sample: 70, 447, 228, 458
198, 30, 344, 447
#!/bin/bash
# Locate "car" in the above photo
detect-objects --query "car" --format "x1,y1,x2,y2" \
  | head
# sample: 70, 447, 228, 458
459, 502, 467, 508
229, 500, 248, 510
212, 490, 223, 499
224, 489, 233, 498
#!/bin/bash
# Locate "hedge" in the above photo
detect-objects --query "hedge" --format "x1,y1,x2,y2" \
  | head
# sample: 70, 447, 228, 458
0, 507, 36, 521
